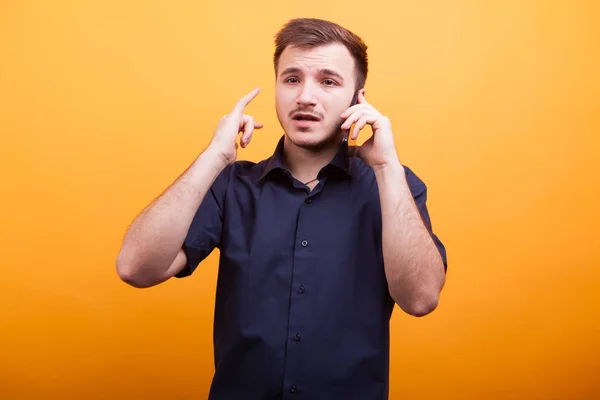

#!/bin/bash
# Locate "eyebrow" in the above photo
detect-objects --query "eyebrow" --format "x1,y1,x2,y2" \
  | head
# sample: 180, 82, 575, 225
280, 67, 345, 82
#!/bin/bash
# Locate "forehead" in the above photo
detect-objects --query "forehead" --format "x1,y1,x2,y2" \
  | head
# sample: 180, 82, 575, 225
277, 43, 355, 79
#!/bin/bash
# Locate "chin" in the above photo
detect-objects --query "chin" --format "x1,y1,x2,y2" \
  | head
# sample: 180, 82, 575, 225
288, 132, 334, 150
286, 125, 341, 151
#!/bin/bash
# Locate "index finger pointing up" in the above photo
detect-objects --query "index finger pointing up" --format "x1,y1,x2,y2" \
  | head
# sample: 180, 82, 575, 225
233, 87, 260, 114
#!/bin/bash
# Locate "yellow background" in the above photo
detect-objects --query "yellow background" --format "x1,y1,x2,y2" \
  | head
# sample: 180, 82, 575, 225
1, 1, 599, 399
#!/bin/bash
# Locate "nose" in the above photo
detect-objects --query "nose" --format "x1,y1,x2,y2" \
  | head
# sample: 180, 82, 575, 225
297, 82, 317, 106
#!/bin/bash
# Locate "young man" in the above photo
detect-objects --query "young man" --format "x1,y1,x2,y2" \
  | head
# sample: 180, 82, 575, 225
116, 18, 447, 400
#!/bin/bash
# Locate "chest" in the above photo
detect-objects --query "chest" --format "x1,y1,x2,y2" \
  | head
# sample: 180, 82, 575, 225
220, 177, 382, 259
216, 175, 390, 316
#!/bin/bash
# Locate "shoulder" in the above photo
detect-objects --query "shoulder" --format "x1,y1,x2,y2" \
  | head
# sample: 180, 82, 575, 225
211, 157, 270, 189
225, 159, 270, 180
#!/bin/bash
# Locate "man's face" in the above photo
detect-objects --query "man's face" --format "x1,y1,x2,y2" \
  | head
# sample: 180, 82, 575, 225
275, 43, 357, 150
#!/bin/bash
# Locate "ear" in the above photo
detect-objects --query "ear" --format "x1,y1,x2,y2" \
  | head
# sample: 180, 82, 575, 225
358, 88, 367, 103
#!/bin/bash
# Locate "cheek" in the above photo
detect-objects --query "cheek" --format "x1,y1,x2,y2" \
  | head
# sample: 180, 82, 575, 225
323, 101, 346, 124
275, 96, 289, 123
275, 98, 286, 119
276, 91, 296, 115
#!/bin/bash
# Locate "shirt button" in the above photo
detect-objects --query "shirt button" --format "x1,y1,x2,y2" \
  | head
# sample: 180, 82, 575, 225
290, 385, 297, 393
297, 286, 305, 294
305, 198, 312, 203
301, 240, 308, 247
294, 333, 302, 342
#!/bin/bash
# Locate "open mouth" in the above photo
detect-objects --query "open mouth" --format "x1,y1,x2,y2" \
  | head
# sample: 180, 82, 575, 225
293, 114, 321, 122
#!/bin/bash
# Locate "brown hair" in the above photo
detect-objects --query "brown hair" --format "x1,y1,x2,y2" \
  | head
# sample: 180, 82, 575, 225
273, 18, 368, 91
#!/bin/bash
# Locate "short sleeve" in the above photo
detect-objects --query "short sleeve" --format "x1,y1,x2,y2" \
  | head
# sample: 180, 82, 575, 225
175, 166, 230, 278
404, 166, 448, 272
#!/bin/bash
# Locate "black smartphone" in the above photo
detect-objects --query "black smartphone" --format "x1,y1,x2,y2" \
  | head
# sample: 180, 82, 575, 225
342, 91, 359, 146
342, 91, 359, 170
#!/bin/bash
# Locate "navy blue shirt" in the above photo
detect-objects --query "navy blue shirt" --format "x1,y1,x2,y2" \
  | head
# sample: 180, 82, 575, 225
176, 136, 447, 399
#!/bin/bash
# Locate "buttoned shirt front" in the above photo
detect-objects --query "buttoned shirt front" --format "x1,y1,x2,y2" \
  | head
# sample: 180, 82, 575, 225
176, 136, 447, 400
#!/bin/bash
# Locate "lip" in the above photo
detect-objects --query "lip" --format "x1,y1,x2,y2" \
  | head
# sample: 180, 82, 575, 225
293, 119, 320, 128
291, 113, 321, 129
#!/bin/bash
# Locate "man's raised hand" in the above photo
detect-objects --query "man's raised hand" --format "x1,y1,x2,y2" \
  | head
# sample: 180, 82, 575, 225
208, 87, 262, 166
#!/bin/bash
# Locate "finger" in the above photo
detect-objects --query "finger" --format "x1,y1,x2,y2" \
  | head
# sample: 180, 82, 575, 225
351, 116, 370, 140
340, 104, 367, 120
240, 115, 260, 148
240, 117, 254, 148
340, 111, 364, 131
233, 87, 260, 114
238, 115, 263, 131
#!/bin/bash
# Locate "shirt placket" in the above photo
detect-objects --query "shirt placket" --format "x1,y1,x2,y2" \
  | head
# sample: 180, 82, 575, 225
280, 182, 324, 398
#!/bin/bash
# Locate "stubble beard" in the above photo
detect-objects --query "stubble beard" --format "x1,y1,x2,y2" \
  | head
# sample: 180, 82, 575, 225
290, 121, 345, 153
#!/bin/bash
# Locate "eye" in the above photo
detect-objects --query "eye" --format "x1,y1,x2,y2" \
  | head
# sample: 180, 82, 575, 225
323, 79, 337, 86
285, 77, 299, 84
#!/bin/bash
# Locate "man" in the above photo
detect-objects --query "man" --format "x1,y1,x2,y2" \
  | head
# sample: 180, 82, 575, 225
116, 17, 447, 400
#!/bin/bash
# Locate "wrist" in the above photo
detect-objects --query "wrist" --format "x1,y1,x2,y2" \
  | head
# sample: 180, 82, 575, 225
373, 158, 404, 179
187, 147, 229, 185
373, 160, 415, 212
202, 145, 231, 170
373, 159, 411, 194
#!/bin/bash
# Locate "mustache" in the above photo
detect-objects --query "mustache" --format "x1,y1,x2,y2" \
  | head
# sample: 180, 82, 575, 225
288, 108, 324, 119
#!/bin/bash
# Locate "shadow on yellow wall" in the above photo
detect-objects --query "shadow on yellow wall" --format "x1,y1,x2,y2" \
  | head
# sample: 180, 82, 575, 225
1, 1, 599, 399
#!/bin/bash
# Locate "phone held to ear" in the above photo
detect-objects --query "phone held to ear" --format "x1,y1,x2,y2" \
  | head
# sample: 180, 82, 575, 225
342, 91, 359, 146
342, 91, 359, 170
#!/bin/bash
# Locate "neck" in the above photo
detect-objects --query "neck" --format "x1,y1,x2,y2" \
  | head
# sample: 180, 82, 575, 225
282, 135, 341, 183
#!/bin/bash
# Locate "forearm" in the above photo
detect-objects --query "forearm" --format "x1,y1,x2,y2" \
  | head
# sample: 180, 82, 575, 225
116, 148, 227, 280
374, 161, 445, 316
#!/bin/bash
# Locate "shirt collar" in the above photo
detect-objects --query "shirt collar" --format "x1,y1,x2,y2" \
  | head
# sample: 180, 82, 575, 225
258, 135, 353, 182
